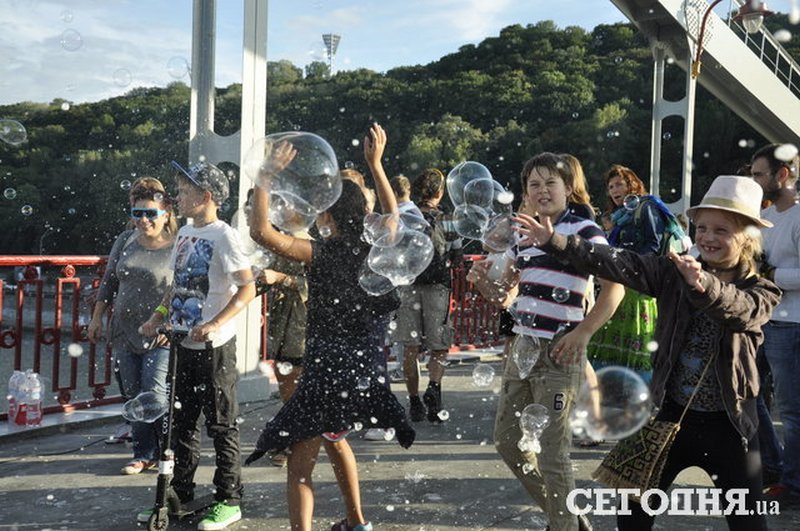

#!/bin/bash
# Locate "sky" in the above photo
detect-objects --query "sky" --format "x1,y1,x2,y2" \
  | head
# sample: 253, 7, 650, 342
0, 0, 626, 106
0, 0, 796, 106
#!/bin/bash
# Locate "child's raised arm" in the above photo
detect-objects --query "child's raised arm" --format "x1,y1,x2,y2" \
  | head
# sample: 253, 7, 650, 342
249, 141, 312, 264
364, 123, 397, 216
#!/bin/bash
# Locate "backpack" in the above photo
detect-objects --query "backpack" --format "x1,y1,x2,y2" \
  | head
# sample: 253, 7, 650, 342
633, 195, 688, 256
414, 208, 462, 286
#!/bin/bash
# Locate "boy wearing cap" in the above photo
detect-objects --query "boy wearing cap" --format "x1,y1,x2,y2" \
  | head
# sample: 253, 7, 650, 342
140, 161, 255, 530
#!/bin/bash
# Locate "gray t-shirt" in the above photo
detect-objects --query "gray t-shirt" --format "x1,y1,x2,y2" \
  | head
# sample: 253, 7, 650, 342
97, 230, 174, 354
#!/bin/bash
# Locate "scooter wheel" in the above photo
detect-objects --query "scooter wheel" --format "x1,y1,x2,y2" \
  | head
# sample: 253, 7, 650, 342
147, 512, 169, 531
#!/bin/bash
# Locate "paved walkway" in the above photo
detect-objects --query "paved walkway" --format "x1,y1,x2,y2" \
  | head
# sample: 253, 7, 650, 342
1, 358, 798, 531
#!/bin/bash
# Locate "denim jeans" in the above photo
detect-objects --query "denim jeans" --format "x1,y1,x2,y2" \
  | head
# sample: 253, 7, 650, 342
116, 345, 169, 461
756, 347, 783, 474
762, 321, 800, 492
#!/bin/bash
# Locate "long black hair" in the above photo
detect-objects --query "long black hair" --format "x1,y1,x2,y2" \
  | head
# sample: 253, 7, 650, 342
327, 179, 367, 240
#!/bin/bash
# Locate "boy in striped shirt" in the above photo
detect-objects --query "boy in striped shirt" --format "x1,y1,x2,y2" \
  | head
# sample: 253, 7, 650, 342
470, 152, 624, 531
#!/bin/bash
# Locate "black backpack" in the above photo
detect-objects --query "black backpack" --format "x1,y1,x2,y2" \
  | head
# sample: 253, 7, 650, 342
414, 208, 462, 286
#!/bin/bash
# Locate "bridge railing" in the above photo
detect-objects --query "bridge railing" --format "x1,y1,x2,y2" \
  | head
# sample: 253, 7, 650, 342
727, 0, 800, 98
0, 253, 502, 420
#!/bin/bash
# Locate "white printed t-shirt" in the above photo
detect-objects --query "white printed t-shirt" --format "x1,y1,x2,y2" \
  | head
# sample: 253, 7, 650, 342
169, 220, 251, 349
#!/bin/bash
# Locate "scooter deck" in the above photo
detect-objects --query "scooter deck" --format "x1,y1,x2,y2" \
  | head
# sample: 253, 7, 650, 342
170, 493, 216, 518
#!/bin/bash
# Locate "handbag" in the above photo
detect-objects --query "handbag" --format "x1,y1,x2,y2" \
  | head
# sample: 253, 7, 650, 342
592, 354, 716, 499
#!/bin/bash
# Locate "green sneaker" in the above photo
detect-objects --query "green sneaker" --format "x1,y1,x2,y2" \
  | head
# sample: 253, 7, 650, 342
197, 502, 242, 530
136, 509, 152, 523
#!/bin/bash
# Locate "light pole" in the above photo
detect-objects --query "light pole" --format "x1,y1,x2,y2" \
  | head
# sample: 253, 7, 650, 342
322, 33, 340, 77
691, 0, 773, 78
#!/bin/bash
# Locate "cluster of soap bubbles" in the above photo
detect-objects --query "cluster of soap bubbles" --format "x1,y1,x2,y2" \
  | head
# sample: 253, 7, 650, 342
570, 366, 652, 441
243, 132, 341, 234
0, 119, 27, 146
446, 161, 515, 251
122, 391, 168, 423
518, 403, 549, 454
361, 213, 434, 291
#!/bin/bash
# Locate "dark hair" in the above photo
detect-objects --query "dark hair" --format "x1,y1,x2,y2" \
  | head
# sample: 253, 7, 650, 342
327, 179, 367, 240
412, 168, 444, 203
751, 143, 799, 183
520, 152, 573, 191
129, 185, 177, 234
604, 164, 647, 213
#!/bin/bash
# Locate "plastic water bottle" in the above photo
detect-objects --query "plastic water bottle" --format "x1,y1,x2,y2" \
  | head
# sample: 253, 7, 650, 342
6, 370, 25, 425
23, 371, 42, 427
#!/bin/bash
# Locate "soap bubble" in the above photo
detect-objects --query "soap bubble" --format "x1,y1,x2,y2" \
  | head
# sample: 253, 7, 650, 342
472, 363, 495, 387
0, 120, 28, 146
483, 213, 516, 253
120, 180, 132, 190
21, 205, 33, 216
358, 259, 395, 296
67, 343, 83, 358
520, 403, 550, 438
167, 56, 189, 78
268, 190, 319, 233
452, 203, 490, 239
570, 366, 652, 441
399, 211, 430, 232
518, 403, 549, 453
463, 178, 496, 211
446, 161, 493, 206
492, 185, 515, 216
242, 132, 341, 218
551, 287, 571, 304
774, 29, 793, 43
113, 68, 132, 87
60, 29, 83, 52
775, 143, 799, 162
277, 361, 293, 375
4, 188, 17, 200
122, 391, 168, 423
367, 229, 433, 286
437, 410, 450, 421
60, 10, 74, 23
363, 212, 403, 248
511, 335, 540, 379
623, 194, 640, 211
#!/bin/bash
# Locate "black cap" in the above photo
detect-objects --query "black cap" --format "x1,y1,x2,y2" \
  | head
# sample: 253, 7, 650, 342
171, 160, 229, 205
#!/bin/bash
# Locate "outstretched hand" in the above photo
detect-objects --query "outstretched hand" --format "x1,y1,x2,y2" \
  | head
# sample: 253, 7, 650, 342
668, 251, 705, 293
258, 141, 297, 186
512, 212, 554, 247
364, 123, 387, 168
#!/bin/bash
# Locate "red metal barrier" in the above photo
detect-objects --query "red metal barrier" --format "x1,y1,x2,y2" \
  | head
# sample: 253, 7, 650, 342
0, 256, 117, 420
450, 255, 502, 351
1, 254, 501, 420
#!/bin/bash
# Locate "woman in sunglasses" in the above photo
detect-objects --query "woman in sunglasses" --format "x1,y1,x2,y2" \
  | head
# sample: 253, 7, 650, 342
88, 177, 177, 475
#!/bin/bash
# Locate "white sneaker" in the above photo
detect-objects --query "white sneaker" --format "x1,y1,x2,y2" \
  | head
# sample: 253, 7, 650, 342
363, 428, 394, 441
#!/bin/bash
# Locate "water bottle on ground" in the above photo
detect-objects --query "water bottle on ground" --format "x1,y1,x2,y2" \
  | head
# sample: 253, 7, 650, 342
6, 370, 25, 425
23, 371, 42, 427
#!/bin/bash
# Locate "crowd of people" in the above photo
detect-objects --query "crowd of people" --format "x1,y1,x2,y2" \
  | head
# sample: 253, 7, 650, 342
87, 130, 799, 531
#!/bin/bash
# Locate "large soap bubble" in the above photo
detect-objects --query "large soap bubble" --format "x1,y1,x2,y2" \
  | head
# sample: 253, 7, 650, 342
367, 229, 434, 286
453, 204, 490, 240
270, 191, 319, 233
363, 212, 403, 248
446, 161, 493, 207
463, 178, 496, 211
0, 120, 28, 146
472, 363, 495, 387
358, 259, 395, 296
243, 132, 341, 220
483, 213, 516, 253
570, 366, 652, 441
518, 403, 550, 453
122, 391, 168, 423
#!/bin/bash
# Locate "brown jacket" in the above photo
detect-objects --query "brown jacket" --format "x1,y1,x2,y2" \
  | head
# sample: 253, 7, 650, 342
543, 233, 781, 443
